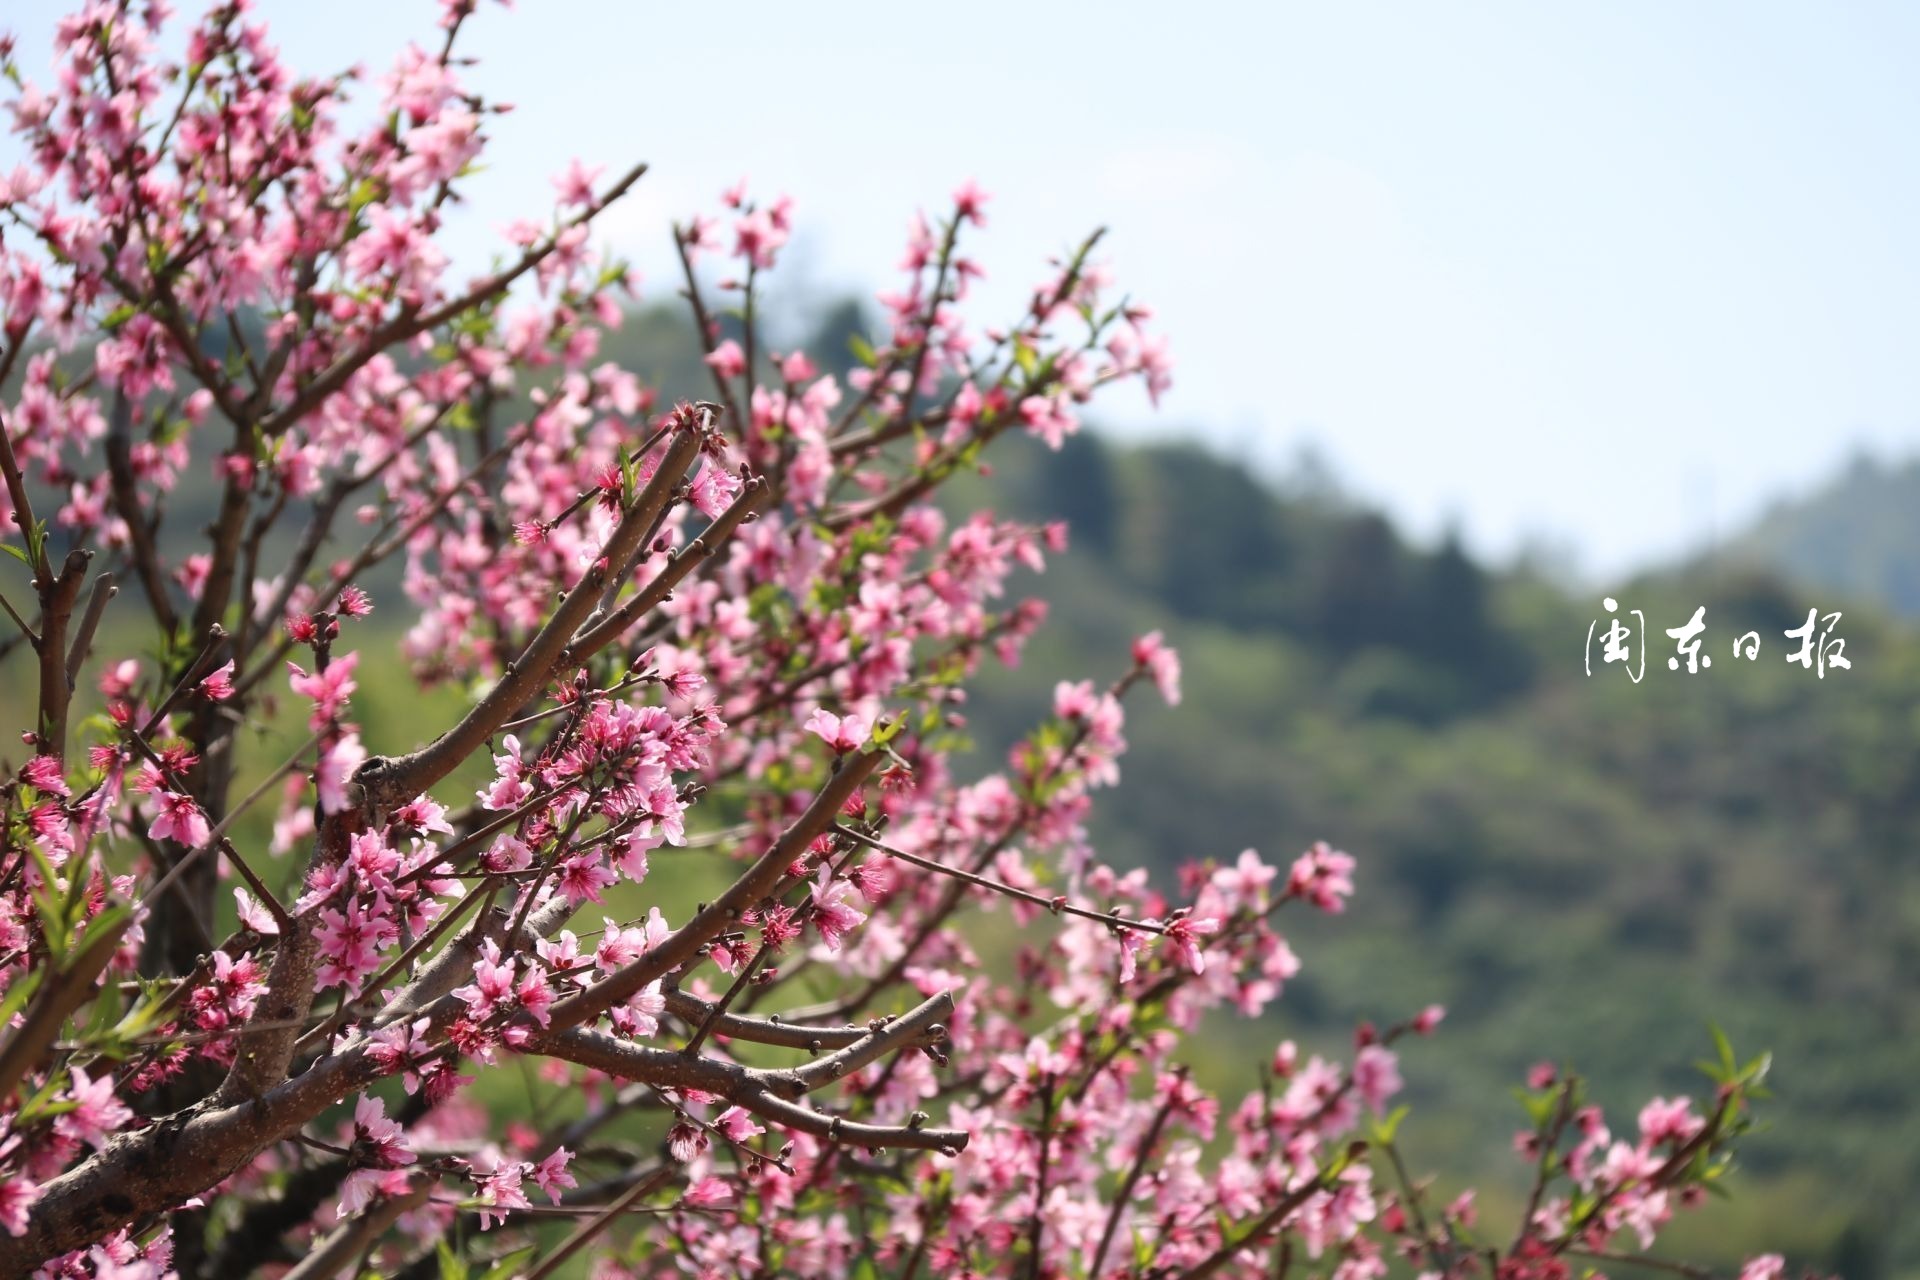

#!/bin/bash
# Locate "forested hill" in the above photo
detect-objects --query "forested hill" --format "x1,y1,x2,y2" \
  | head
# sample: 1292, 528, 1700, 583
1717, 451, 1920, 617
938, 435, 1920, 1279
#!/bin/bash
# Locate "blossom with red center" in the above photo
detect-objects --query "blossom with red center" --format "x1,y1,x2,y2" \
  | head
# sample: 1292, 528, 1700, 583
809, 868, 868, 953
148, 791, 211, 848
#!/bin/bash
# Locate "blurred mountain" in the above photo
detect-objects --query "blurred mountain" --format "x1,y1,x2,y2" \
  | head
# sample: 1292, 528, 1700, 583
1718, 451, 1920, 617
949, 429, 1918, 1278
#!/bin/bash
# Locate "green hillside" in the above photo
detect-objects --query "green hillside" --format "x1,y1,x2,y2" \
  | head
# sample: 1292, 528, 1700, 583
1721, 451, 1920, 617
937, 430, 1918, 1277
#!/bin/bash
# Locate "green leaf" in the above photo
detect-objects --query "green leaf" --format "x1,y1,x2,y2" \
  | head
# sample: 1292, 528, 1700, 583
27, 843, 71, 957
0, 542, 28, 566
1710, 1023, 1737, 1077
1369, 1104, 1411, 1146
1013, 340, 1039, 380
0, 969, 43, 1048
15, 1073, 74, 1124
434, 1240, 469, 1280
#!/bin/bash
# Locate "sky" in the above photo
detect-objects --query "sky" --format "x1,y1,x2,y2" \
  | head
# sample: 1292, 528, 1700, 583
6, 0, 1919, 581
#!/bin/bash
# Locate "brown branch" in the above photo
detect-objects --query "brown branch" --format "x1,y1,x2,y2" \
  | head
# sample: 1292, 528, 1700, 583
520, 1165, 677, 1280
672, 226, 743, 426
103, 393, 178, 636
831, 824, 1170, 937
1178, 1163, 1343, 1280
538, 745, 882, 1035
358, 421, 705, 811
661, 986, 943, 1055
0, 404, 49, 583
281, 1177, 433, 1280
1089, 1067, 1185, 1280
34, 549, 92, 763
64, 570, 116, 686
258, 164, 649, 440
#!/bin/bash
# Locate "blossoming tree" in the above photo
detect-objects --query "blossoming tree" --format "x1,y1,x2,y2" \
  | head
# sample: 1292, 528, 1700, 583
0, 3, 1792, 1278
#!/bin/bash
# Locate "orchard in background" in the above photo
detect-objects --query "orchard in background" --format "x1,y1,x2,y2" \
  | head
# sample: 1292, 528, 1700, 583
0, 3, 1790, 1277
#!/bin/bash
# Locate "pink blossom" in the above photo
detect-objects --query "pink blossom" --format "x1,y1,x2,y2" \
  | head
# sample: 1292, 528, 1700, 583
1637, 1095, 1705, 1147
234, 888, 279, 936
809, 867, 868, 952
1738, 1257, 1786, 1280
683, 1176, 733, 1208
552, 157, 604, 208
21, 754, 69, 798
1161, 913, 1220, 975
287, 652, 359, 728
1131, 630, 1182, 706
0, 1175, 38, 1238
148, 791, 210, 848
1286, 841, 1356, 913
197, 659, 235, 701
689, 463, 742, 518
1352, 1045, 1403, 1116
704, 339, 746, 380
453, 940, 518, 1020
804, 707, 871, 754
533, 1147, 576, 1202
952, 178, 990, 226
55, 1066, 133, 1150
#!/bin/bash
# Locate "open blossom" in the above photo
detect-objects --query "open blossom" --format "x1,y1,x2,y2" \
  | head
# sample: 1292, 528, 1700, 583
1162, 912, 1221, 974
20, 754, 68, 798
287, 652, 360, 728
552, 156, 604, 207
1638, 1096, 1705, 1147
0, 1175, 38, 1238
809, 867, 868, 952
470, 1153, 532, 1230
689, 462, 742, 518
704, 338, 746, 380
55, 1067, 133, 1150
148, 791, 211, 848
454, 940, 519, 1020
197, 660, 235, 701
804, 707, 871, 754
533, 1147, 576, 1202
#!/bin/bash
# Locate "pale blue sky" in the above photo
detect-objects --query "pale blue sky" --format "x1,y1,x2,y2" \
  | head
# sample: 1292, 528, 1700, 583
8, 1, 1919, 579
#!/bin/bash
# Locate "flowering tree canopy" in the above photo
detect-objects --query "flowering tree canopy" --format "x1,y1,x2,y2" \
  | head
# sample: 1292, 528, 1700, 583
0, 3, 1793, 1278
